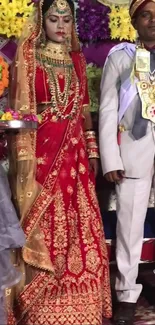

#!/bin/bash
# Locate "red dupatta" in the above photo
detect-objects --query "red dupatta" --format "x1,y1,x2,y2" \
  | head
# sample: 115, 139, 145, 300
22, 51, 87, 271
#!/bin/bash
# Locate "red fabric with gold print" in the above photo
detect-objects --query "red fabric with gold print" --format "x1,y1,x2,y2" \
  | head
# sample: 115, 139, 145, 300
9, 52, 112, 325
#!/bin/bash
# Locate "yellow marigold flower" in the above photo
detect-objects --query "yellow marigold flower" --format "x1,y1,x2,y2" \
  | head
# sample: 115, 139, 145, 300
3, 112, 13, 121
108, 5, 119, 18
109, 4, 136, 42
110, 28, 120, 40
118, 7, 129, 18
129, 28, 137, 41
0, 0, 34, 38
0, 56, 9, 95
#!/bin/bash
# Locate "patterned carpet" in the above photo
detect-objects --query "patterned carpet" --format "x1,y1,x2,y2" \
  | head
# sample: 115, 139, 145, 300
135, 300, 155, 324
103, 298, 155, 325
103, 264, 155, 325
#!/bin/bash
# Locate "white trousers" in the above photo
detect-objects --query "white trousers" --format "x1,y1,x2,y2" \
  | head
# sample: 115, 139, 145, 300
115, 173, 153, 303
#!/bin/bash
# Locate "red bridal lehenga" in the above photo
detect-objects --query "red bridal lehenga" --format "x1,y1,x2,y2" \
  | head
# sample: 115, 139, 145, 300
7, 2, 112, 324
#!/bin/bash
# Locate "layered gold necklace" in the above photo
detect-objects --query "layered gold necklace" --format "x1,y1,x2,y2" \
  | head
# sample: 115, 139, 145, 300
36, 42, 80, 120
134, 42, 155, 124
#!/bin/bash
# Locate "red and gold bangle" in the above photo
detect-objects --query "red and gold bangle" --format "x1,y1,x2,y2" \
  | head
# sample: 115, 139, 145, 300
84, 130, 99, 159
83, 104, 90, 114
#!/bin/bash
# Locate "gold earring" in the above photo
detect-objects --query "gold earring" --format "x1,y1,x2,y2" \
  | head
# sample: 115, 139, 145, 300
66, 35, 71, 52
40, 29, 46, 48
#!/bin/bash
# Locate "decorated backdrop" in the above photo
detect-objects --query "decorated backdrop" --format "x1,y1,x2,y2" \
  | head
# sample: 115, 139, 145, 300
0, 0, 137, 111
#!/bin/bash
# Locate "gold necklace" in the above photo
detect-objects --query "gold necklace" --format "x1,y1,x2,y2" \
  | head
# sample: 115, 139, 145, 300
49, 68, 80, 121
36, 43, 80, 120
37, 41, 73, 67
50, 66, 72, 108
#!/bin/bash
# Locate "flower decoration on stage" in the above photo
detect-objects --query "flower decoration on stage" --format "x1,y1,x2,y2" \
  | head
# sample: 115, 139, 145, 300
0, 108, 42, 123
77, 0, 110, 43
0, 57, 9, 97
0, 0, 34, 38
86, 64, 102, 112
109, 5, 136, 41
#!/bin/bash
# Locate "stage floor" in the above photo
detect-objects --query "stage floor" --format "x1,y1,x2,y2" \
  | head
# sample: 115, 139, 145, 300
104, 263, 155, 324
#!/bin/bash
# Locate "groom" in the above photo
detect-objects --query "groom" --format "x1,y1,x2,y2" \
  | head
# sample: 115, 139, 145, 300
99, 0, 155, 324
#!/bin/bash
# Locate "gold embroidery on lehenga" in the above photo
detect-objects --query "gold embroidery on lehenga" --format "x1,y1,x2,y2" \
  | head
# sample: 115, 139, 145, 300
77, 178, 101, 273
86, 249, 101, 273
79, 163, 86, 174
80, 148, 85, 158
67, 205, 83, 275
71, 137, 78, 145
74, 151, 78, 161
67, 185, 73, 194
15, 271, 105, 325
70, 167, 77, 179
54, 254, 66, 277
53, 187, 68, 275
37, 156, 47, 165
10, 171, 112, 324
52, 170, 58, 176
67, 246, 83, 274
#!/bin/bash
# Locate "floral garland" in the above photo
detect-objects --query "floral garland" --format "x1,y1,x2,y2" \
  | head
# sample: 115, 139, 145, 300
86, 64, 102, 112
0, 57, 9, 97
109, 5, 136, 41
0, 0, 34, 38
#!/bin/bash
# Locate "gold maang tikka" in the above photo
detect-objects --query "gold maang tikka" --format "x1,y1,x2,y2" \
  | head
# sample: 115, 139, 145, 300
45, 0, 72, 16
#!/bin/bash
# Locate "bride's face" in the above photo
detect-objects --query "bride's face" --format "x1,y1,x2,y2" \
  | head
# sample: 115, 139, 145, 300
44, 6, 73, 43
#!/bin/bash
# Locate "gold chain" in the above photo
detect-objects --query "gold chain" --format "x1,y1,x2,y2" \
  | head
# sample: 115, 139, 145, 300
36, 43, 80, 121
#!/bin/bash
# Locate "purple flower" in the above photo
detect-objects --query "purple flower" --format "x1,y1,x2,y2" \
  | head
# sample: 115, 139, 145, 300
76, 0, 110, 43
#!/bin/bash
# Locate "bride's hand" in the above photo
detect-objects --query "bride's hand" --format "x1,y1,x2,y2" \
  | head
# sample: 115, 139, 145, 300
89, 158, 99, 177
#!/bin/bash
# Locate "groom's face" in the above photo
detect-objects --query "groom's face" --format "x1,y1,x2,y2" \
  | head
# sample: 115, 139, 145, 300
133, 2, 155, 42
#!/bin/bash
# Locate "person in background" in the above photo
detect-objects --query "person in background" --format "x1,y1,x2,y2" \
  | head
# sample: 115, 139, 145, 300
99, 0, 155, 324
0, 162, 25, 325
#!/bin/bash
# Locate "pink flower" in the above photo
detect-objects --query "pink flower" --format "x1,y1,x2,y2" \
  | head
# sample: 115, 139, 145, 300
5, 108, 14, 114
12, 112, 20, 119
23, 116, 32, 121
23, 114, 38, 122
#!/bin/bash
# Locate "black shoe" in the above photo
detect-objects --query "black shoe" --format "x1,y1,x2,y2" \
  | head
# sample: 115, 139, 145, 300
113, 302, 136, 325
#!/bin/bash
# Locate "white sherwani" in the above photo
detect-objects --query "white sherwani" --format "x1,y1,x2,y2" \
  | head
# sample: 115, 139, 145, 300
99, 44, 155, 303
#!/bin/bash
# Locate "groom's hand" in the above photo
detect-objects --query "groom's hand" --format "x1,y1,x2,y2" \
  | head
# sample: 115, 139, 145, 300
105, 170, 125, 183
